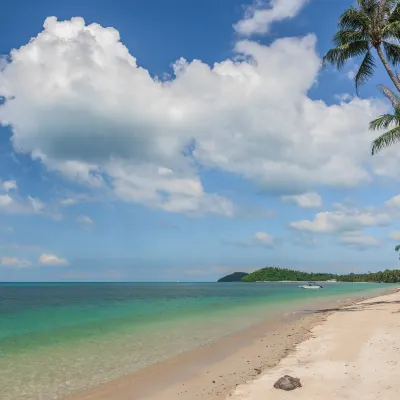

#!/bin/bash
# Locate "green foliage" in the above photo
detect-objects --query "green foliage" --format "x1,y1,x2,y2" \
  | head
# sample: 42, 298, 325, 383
240, 267, 400, 283
371, 85, 400, 154
241, 267, 337, 282
323, 0, 400, 93
218, 272, 249, 282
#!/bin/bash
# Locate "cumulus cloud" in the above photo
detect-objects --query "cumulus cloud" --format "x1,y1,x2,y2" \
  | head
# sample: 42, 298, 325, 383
3, 180, 17, 192
0, 178, 49, 215
0, 193, 45, 215
76, 215, 93, 225
339, 231, 380, 250
290, 205, 390, 234
60, 198, 78, 206
385, 194, 400, 208
38, 253, 68, 266
234, 0, 310, 36
1, 256, 32, 268
228, 231, 277, 248
389, 231, 400, 241
0, 17, 392, 217
252, 231, 276, 247
282, 192, 322, 208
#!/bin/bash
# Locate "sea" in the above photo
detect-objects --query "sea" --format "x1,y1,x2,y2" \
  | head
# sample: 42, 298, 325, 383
0, 282, 394, 400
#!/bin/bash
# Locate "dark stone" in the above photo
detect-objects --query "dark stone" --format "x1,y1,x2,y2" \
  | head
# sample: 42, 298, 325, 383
273, 375, 302, 391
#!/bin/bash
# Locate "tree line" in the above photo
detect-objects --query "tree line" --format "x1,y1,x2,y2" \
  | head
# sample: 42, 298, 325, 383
240, 267, 400, 283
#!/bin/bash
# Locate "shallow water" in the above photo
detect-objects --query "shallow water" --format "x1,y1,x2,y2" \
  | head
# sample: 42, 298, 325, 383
0, 282, 393, 400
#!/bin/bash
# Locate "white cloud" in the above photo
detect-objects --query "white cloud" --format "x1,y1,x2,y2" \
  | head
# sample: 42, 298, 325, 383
389, 231, 400, 241
38, 253, 68, 266
346, 65, 358, 80
229, 231, 277, 248
3, 180, 17, 192
252, 231, 276, 247
0, 194, 13, 207
339, 231, 380, 250
0, 178, 49, 215
0, 17, 392, 217
60, 198, 78, 206
385, 194, 400, 208
76, 215, 93, 225
0, 193, 45, 215
1, 256, 32, 268
290, 205, 390, 233
282, 192, 322, 208
109, 161, 235, 216
234, 0, 309, 36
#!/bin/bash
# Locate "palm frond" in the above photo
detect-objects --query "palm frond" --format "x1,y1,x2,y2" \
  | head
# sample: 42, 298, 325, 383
383, 41, 400, 65
395, 244, 400, 252
323, 41, 370, 69
370, 113, 400, 130
333, 30, 370, 46
359, 0, 380, 16
382, 21, 400, 41
379, 0, 396, 18
339, 7, 370, 30
355, 50, 376, 91
371, 125, 400, 154
379, 84, 400, 108
388, 1, 400, 23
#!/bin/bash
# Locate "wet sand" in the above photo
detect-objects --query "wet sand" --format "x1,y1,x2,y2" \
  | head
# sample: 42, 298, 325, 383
67, 291, 388, 400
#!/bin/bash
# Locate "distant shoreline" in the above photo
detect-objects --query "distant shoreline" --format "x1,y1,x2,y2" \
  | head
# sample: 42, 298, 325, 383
252, 280, 377, 283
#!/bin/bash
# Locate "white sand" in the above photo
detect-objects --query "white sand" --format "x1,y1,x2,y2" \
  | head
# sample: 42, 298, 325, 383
230, 291, 400, 400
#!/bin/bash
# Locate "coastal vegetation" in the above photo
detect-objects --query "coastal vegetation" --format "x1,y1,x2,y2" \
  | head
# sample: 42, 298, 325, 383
217, 272, 249, 282
218, 267, 400, 283
324, 0, 400, 253
323, 0, 400, 93
240, 267, 336, 282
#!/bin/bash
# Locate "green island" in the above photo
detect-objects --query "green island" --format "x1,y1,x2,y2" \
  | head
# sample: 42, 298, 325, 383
218, 267, 400, 283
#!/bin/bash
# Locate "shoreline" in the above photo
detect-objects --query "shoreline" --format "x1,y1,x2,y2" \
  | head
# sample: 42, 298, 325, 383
66, 288, 394, 400
231, 287, 400, 399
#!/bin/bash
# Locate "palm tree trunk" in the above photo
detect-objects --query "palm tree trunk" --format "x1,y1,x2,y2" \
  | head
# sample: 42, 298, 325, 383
376, 45, 400, 93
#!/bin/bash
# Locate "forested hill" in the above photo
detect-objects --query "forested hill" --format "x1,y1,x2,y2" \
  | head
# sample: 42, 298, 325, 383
217, 272, 248, 282
240, 267, 336, 282
237, 267, 400, 283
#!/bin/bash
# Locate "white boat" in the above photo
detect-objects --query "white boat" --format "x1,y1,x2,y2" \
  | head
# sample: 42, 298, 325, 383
298, 282, 323, 289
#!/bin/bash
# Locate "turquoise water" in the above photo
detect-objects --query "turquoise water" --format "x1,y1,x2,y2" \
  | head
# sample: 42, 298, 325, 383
0, 282, 393, 400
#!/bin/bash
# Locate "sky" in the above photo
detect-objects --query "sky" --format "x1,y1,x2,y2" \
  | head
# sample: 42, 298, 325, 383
2, 0, 400, 282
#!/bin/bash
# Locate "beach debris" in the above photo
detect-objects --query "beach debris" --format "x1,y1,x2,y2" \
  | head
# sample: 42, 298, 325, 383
273, 375, 302, 391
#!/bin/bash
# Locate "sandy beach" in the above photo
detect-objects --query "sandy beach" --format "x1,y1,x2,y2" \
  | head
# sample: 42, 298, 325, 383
231, 289, 400, 400
66, 290, 397, 400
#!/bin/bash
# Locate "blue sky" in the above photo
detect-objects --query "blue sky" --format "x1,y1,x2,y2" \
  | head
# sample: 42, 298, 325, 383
1, 0, 400, 282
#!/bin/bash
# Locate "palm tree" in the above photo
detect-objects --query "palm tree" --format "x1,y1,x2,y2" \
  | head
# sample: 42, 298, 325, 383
395, 244, 400, 259
370, 84, 400, 153
323, 0, 400, 93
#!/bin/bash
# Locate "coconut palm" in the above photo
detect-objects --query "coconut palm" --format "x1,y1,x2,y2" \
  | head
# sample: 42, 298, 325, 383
396, 244, 400, 259
370, 84, 400, 153
323, 0, 400, 93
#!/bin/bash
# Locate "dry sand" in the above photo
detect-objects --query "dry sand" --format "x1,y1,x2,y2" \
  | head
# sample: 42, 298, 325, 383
231, 290, 400, 400
67, 292, 387, 400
